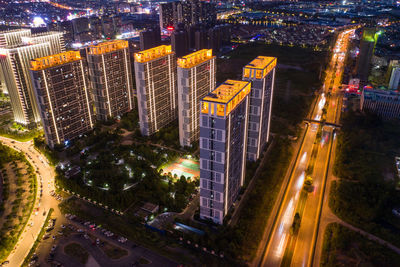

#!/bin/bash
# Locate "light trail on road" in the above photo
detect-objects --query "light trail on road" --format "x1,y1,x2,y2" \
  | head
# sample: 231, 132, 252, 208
258, 27, 356, 267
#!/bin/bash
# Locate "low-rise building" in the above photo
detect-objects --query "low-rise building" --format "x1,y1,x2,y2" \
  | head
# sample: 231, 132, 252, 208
361, 88, 400, 119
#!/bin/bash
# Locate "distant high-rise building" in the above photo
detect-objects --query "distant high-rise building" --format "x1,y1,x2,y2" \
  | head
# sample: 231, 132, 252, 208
87, 40, 134, 121
242, 56, 277, 161
139, 27, 161, 50
159, 2, 174, 30
177, 49, 216, 147
22, 31, 65, 54
159, 1, 216, 30
134, 45, 177, 136
195, 29, 208, 51
389, 66, 400, 90
198, 1, 217, 26
30, 51, 94, 148
72, 17, 90, 35
0, 30, 65, 125
355, 28, 379, 82
171, 30, 189, 57
0, 29, 31, 47
199, 80, 251, 224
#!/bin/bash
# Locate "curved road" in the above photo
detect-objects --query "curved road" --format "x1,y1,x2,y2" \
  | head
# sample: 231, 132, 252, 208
0, 137, 61, 267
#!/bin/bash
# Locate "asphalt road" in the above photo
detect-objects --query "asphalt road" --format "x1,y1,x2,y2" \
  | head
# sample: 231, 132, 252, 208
258, 28, 355, 267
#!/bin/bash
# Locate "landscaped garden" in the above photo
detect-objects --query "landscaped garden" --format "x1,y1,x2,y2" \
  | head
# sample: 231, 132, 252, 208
55, 126, 199, 216
0, 142, 37, 261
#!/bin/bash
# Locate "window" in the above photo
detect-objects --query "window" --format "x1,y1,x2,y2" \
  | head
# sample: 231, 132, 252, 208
201, 159, 208, 170
202, 179, 207, 189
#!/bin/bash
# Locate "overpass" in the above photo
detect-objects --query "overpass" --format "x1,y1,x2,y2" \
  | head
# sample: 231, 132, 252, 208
304, 119, 342, 128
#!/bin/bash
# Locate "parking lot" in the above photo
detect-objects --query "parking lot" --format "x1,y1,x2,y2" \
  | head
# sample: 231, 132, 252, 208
29, 213, 178, 267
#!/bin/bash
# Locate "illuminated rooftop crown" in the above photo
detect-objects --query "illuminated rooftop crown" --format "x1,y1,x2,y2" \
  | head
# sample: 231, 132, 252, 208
88, 40, 128, 55
177, 49, 213, 68
31, 51, 81, 71
243, 56, 277, 79
134, 45, 173, 63
202, 80, 251, 116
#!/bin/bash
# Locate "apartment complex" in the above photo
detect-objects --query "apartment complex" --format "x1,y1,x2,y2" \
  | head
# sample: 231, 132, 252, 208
87, 40, 134, 121
199, 80, 251, 224
134, 45, 177, 136
30, 51, 94, 148
242, 56, 277, 161
177, 49, 216, 147
0, 30, 65, 124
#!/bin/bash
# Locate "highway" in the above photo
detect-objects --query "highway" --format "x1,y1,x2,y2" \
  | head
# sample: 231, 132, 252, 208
259, 28, 355, 267
0, 137, 61, 267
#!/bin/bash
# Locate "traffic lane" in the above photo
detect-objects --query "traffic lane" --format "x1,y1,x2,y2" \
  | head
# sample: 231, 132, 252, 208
262, 129, 317, 266
291, 129, 331, 267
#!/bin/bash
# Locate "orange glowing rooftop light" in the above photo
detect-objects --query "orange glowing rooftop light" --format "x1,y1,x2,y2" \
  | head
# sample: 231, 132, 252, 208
87, 40, 128, 55
243, 56, 277, 79
134, 45, 173, 63
30, 51, 82, 71
177, 49, 213, 68
202, 80, 251, 116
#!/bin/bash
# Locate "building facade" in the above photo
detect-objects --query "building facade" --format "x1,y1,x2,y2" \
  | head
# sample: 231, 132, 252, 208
30, 51, 94, 148
361, 88, 400, 119
134, 45, 177, 136
355, 28, 378, 83
0, 30, 65, 125
139, 27, 161, 50
87, 40, 134, 121
0, 29, 31, 47
242, 56, 277, 161
389, 66, 400, 90
199, 80, 250, 224
22, 31, 65, 55
177, 49, 216, 147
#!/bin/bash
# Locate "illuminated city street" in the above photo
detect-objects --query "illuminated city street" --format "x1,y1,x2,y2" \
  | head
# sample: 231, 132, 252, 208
259, 28, 354, 267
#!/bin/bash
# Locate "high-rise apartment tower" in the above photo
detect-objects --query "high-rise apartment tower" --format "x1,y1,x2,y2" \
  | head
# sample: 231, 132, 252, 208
177, 49, 216, 147
242, 56, 277, 161
30, 51, 94, 148
134, 45, 177, 136
199, 80, 251, 224
87, 40, 134, 121
0, 30, 65, 124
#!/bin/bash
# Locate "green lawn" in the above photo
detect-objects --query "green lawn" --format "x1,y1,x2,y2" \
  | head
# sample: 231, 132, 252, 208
321, 223, 400, 267
64, 242, 89, 264
331, 111, 400, 248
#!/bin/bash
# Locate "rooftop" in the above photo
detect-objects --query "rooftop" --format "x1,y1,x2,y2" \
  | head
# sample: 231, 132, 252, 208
87, 40, 128, 55
202, 80, 251, 116
177, 49, 214, 68
134, 45, 173, 63
243, 56, 277, 79
30, 51, 82, 71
